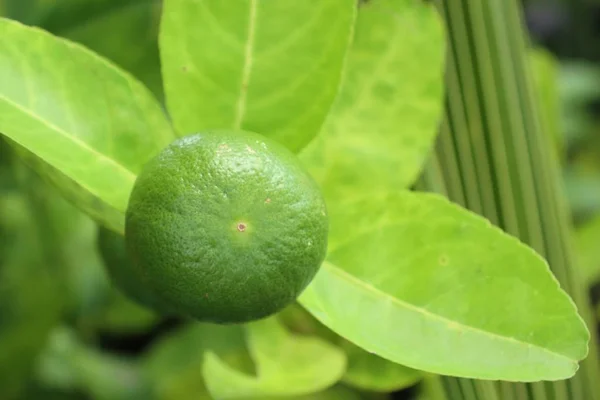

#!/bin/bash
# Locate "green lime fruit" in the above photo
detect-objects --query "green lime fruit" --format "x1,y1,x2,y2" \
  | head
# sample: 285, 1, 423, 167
97, 227, 172, 314
125, 131, 328, 324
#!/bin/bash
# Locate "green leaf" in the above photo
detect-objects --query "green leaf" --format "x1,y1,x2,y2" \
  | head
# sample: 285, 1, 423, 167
30, 184, 112, 318
0, 138, 17, 192
37, 327, 150, 400
558, 62, 600, 146
279, 304, 422, 392
272, 385, 362, 400
299, 191, 589, 381
301, 0, 445, 194
341, 341, 421, 392
144, 323, 253, 400
203, 317, 346, 399
42, 0, 164, 100
416, 376, 447, 400
0, 0, 39, 22
0, 192, 63, 398
530, 49, 562, 160
98, 292, 160, 334
159, 0, 356, 151
32, 190, 159, 334
575, 214, 600, 286
0, 18, 174, 232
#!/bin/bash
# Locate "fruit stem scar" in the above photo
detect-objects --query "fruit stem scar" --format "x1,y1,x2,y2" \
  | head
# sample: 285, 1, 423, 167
237, 223, 247, 232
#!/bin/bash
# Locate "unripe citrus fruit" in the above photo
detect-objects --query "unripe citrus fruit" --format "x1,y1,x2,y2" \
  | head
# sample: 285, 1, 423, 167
125, 131, 328, 324
97, 227, 172, 314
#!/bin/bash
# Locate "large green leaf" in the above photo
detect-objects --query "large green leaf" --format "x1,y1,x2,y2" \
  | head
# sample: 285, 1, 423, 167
301, 0, 444, 194
300, 191, 588, 381
159, 0, 355, 151
0, 18, 174, 232
203, 317, 346, 399
43, 0, 164, 100
1, 0, 163, 99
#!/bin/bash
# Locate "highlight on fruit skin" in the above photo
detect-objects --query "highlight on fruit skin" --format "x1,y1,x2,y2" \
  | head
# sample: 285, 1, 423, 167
125, 130, 329, 324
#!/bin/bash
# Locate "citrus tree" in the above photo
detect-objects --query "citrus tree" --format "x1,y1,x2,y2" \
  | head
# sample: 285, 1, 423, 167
0, 0, 597, 399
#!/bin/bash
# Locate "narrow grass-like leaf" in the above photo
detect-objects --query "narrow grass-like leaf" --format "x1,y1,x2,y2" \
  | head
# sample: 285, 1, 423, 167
300, 191, 589, 381
203, 318, 346, 399
575, 215, 600, 286
0, 18, 174, 232
160, 0, 355, 152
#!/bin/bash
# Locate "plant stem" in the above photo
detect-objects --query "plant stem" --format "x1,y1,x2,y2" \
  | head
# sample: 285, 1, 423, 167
421, 0, 600, 398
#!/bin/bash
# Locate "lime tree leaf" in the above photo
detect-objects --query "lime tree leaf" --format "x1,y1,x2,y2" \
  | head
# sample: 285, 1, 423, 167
300, 191, 589, 381
144, 323, 253, 400
203, 317, 346, 399
279, 304, 422, 392
41, 0, 164, 100
301, 0, 444, 194
341, 341, 421, 392
159, 0, 355, 152
0, 18, 174, 232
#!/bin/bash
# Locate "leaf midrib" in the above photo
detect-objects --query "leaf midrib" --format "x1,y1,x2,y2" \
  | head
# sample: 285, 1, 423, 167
317, 261, 577, 364
0, 91, 137, 183
233, 0, 258, 129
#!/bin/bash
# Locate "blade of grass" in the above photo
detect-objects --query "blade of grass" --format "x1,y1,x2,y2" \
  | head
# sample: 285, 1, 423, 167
419, 0, 600, 399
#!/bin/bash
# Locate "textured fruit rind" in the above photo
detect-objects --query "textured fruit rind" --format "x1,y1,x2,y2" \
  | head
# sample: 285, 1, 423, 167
97, 227, 172, 314
125, 130, 328, 324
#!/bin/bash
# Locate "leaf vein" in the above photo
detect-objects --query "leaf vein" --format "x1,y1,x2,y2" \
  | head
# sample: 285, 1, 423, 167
320, 262, 575, 363
234, 0, 258, 129
0, 92, 137, 181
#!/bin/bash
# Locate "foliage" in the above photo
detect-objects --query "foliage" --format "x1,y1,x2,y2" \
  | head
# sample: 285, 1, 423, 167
0, 0, 599, 399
